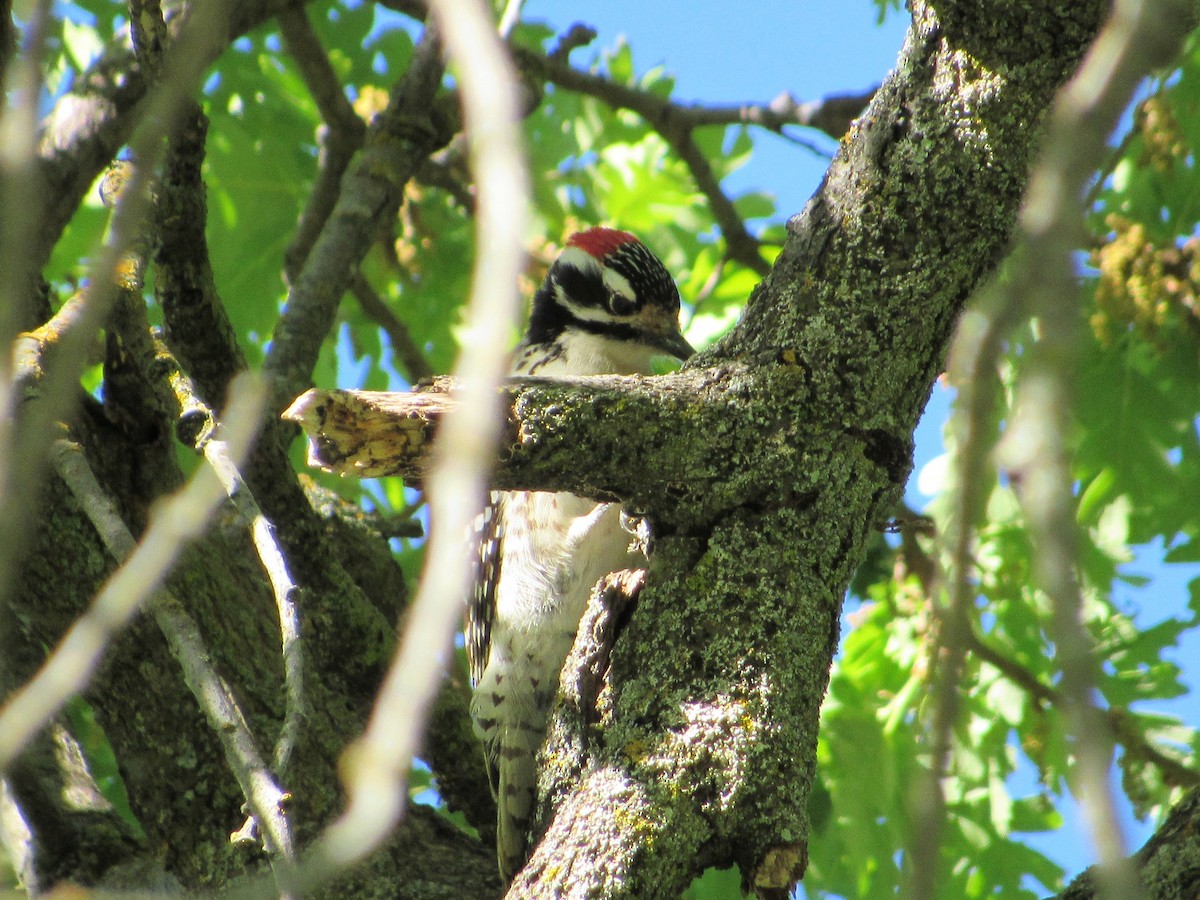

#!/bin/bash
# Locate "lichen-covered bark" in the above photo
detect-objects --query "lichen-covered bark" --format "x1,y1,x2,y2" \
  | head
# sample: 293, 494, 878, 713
510, 1, 1108, 895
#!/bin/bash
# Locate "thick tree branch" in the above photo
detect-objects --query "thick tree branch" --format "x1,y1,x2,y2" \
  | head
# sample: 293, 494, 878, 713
2, 724, 149, 893
33, 44, 147, 272
284, 366, 806, 533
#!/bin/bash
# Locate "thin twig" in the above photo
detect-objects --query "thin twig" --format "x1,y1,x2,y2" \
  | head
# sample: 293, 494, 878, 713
201, 451, 305, 785
547, 22, 596, 63
963, 630, 1200, 789
416, 153, 476, 213
160, 343, 307, 784
150, 593, 295, 867
721, 89, 875, 144
312, 0, 528, 871
278, 7, 368, 284
671, 128, 769, 277
1083, 127, 1138, 209
283, 124, 360, 287
278, 7, 365, 139
514, 43, 769, 275
907, 279, 1016, 900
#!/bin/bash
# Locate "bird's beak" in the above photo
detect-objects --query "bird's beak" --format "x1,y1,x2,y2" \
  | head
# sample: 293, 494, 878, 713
654, 328, 696, 361
637, 306, 696, 360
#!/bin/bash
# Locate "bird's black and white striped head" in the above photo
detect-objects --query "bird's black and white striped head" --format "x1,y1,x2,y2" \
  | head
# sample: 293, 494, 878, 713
523, 228, 694, 371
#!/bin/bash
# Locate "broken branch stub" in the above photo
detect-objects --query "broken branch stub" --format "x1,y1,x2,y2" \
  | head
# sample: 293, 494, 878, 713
283, 386, 457, 479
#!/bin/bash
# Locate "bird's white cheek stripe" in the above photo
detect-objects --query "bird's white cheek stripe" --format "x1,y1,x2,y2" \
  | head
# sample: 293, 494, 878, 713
601, 268, 634, 303
554, 288, 637, 324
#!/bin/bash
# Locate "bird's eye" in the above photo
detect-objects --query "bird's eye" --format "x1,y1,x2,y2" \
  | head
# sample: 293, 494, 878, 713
608, 292, 637, 316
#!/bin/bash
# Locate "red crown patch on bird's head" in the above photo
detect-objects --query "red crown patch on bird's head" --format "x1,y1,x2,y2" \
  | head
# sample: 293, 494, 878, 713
567, 227, 640, 260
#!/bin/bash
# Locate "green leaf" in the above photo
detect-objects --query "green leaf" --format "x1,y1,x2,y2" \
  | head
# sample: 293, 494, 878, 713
684, 867, 747, 899
732, 191, 776, 222
1077, 467, 1117, 524
63, 697, 147, 840
605, 40, 634, 84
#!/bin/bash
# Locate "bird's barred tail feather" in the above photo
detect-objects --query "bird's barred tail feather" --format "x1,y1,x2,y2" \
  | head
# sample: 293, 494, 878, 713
495, 718, 541, 881
471, 672, 545, 881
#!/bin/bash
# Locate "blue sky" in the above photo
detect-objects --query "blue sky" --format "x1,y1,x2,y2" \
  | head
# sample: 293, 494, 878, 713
519, 0, 1200, 894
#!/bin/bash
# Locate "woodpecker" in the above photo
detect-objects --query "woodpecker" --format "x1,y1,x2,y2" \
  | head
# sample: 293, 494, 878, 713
467, 228, 693, 880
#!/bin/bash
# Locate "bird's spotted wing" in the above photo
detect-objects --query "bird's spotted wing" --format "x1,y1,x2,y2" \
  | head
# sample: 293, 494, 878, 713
467, 493, 503, 688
